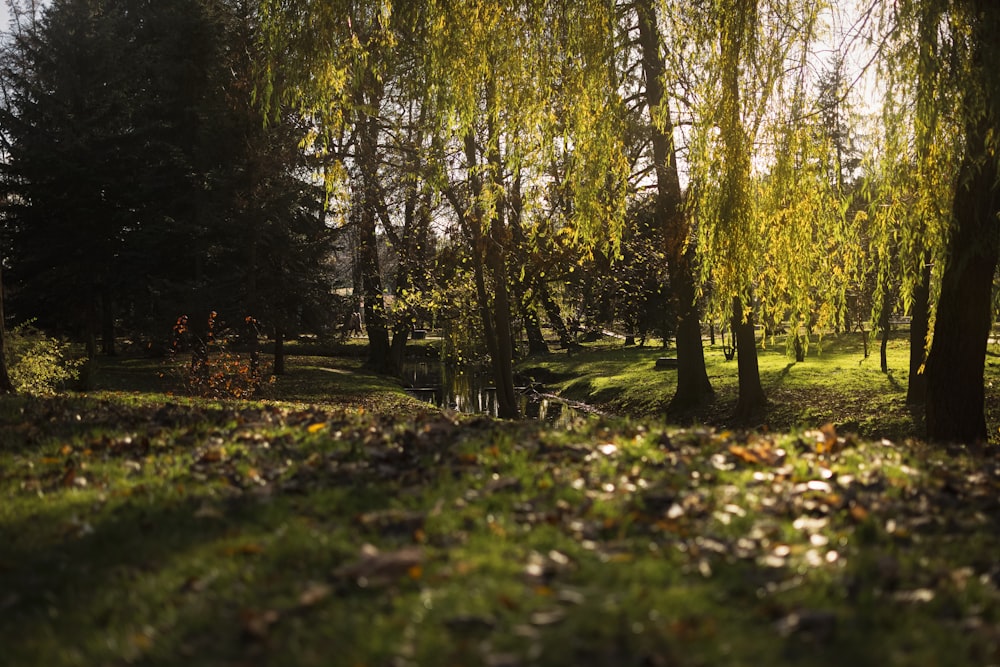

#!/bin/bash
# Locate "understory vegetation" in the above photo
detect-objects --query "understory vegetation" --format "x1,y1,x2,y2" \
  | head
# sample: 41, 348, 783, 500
2, 339, 1000, 666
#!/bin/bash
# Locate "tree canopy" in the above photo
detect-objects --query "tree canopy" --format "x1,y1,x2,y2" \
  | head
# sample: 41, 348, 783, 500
1, 0, 999, 441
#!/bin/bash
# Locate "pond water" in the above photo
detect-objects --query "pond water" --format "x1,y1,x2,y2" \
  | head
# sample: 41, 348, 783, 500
401, 361, 588, 427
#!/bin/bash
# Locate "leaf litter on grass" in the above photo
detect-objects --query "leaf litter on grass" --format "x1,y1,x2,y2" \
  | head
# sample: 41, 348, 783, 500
1, 395, 1000, 665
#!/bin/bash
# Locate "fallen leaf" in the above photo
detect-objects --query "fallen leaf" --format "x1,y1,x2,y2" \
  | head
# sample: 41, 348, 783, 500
200, 448, 225, 463
194, 504, 224, 519
820, 422, 837, 444
240, 608, 280, 640
529, 609, 566, 626
334, 545, 423, 586
892, 589, 935, 603
356, 509, 425, 535
297, 582, 332, 608
225, 543, 263, 556
729, 444, 760, 464
849, 504, 869, 522
775, 609, 837, 640
444, 614, 497, 635
307, 422, 327, 434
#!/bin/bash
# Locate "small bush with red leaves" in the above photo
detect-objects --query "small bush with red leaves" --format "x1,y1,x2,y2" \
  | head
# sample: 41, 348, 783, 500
163, 312, 273, 399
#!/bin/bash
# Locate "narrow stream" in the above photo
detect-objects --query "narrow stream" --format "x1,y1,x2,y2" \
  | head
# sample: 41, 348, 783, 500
401, 361, 589, 426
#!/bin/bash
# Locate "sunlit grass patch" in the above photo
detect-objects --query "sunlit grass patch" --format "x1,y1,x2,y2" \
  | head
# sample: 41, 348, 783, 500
518, 331, 957, 440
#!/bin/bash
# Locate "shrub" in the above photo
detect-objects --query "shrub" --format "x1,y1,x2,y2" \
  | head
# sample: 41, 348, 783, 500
5, 322, 84, 395
164, 312, 273, 399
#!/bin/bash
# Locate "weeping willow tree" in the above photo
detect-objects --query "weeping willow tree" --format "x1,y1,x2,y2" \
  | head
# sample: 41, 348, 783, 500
687, 0, 854, 420
255, 0, 407, 374
921, 0, 1000, 442
871, 0, 1000, 441
633, 0, 715, 412
868, 0, 960, 406
258, 0, 629, 418
423, 0, 629, 418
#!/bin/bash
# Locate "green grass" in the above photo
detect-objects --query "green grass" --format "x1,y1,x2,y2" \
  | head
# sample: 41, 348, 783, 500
2, 345, 1000, 666
518, 330, 1000, 441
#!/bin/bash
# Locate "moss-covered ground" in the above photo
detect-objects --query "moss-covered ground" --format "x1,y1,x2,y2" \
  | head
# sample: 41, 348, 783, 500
2, 340, 999, 666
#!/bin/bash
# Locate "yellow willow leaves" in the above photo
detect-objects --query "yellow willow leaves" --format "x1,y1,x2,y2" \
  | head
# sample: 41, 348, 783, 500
689, 0, 844, 323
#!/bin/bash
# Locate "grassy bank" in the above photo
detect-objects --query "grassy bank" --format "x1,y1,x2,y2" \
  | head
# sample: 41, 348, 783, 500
518, 331, 1000, 442
2, 349, 1000, 665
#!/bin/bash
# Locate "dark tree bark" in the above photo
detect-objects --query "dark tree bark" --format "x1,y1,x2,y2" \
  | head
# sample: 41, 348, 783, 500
732, 295, 766, 421
858, 311, 869, 359
509, 170, 548, 356
537, 280, 573, 349
906, 257, 931, 404
670, 248, 714, 411
356, 80, 391, 374
483, 126, 519, 418
460, 130, 519, 419
523, 305, 548, 354
273, 328, 285, 375
793, 328, 805, 363
388, 298, 410, 375
879, 286, 892, 374
880, 325, 890, 374
0, 266, 14, 394
386, 198, 417, 375
636, 0, 713, 413
101, 287, 116, 356
925, 120, 999, 442
85, 290, 99, 360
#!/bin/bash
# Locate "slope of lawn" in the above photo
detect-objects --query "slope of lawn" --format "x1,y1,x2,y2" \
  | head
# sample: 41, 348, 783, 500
518, 330, 1000, 441
1, 346, 999, 666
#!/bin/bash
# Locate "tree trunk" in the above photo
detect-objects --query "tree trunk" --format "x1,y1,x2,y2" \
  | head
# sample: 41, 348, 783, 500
925, 119, 999, 442
358, 212, 391, 372
732, 295, 767, 421
858, 311, 869, 359
101, 287, 116, 356
906, 258, 931, 404
538, 280, 573, 349
483, 131, 519, 418
878, 257, 894, 374
669, 250, 714, 412
880, 326, 889, 374
357, 83, 391, 374
509, 169, 548, 356
388, 252, 414, 376
488, 244, 519, 418
636, 0, 712, 413
0, 266, 14, 394
85, 289, 99, 360
462, 130, 519, 419
524, 305, 548, 354
273, 328, 285, 375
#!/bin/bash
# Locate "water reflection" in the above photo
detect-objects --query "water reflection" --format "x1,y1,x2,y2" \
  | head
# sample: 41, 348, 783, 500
402, 361, 586, 427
